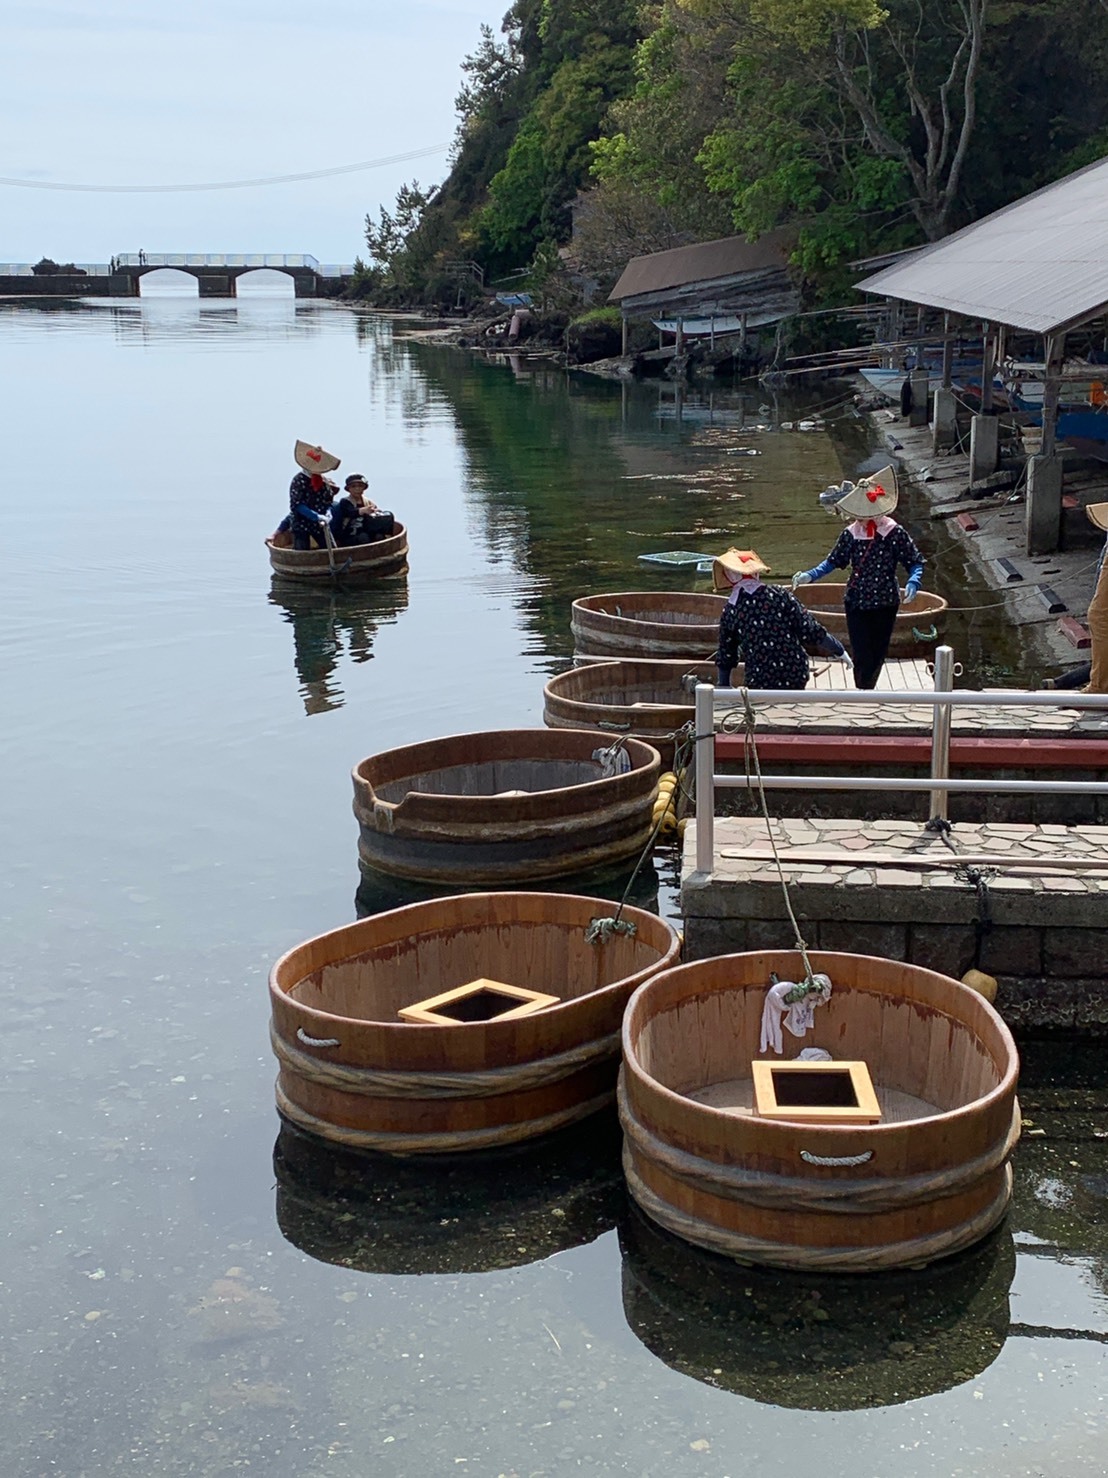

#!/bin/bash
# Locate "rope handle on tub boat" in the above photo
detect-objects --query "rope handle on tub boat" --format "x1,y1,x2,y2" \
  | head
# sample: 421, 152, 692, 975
297, 1027, 341, 1048
800, 1149, 873, 1168
911, 624, 938, 642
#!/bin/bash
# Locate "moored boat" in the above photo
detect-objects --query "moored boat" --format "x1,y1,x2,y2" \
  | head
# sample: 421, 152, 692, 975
353, 729, 661, 886
543, 659, 741, 765
793, 582, 947, 655
269, 891, 682, 1154
571, 592, 725, 661
620, 950, 1020, 1272
266, 522, 409, 583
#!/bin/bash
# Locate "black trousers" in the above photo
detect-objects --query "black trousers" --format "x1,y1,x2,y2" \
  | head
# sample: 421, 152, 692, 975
846, 604, 898, 690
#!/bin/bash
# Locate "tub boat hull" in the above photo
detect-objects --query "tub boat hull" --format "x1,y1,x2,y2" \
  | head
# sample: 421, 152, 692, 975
620, 950, 1019, 1272
266, 523, 409, 583
269, 891, 682, 1154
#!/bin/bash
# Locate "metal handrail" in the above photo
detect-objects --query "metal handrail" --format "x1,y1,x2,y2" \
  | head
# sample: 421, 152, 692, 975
692, 646, 1108, 873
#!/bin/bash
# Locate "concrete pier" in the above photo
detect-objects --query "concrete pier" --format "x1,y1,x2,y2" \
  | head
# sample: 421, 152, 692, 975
969, 413, 1000, 482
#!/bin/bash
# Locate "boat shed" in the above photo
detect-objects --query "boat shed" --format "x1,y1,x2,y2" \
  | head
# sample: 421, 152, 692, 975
608, 230, 798, 355
856, 156, 1108, 554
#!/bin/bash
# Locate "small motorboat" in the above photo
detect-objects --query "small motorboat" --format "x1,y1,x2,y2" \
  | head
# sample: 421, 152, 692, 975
543, 659, 741, 765
266, 521, 408, 583
620, 949, 1020, 1272
353, 728, 661, 886
571, 592, 725, 661
269, 890, 681, 1154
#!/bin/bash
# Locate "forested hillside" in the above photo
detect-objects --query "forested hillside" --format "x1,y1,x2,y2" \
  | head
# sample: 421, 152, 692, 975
360, 0, 1108, 308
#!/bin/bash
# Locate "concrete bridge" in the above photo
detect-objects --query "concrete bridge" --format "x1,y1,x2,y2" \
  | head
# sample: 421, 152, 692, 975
0, 254, 355, 298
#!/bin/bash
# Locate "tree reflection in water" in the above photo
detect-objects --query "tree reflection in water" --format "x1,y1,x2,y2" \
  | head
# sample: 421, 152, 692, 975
267, 573, 408, 715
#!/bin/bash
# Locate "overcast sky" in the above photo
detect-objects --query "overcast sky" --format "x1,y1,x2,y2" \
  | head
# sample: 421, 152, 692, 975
2, 0, 505, 264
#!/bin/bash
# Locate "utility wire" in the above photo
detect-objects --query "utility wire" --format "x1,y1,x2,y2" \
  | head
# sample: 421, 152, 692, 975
0, 144, 451, 194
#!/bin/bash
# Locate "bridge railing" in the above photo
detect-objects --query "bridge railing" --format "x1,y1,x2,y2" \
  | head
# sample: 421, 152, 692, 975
113, 253, 322, 270
0, 264, 110, 275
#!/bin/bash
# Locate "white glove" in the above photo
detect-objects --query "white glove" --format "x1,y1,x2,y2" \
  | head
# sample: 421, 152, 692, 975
792, 571, 812, 590
836, 649, 853, 668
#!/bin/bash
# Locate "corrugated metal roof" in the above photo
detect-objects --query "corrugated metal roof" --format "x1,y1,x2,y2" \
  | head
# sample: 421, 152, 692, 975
856, 157, 1108, 335
608, 230, 793, 303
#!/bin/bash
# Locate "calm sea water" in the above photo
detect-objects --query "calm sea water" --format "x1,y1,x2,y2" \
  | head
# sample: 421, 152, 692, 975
0, 296, 1104, 1477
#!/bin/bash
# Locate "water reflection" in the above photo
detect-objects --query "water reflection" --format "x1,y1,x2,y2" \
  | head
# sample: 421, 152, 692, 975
354, 854, 662, 917
273, 1115, 625, 1275
619, 1206, 1015, 1410
268, 575, 409, 714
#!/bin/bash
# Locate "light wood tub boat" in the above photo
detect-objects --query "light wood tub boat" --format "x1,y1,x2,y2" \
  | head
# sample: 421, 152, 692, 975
543, 660, 742, 766
353, 729, 661, 886
571, 592, 725, 661
266, 522, 409, 583
269, 891, 682, 1154
794, 583, 948, 656
620, 950, 1020, 1272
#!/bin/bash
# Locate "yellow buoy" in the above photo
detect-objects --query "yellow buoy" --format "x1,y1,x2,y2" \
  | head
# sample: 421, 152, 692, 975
961, 968, 998, 1004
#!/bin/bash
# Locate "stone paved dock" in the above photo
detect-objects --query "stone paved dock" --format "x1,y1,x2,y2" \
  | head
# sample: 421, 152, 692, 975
682, 816, 1108, 1033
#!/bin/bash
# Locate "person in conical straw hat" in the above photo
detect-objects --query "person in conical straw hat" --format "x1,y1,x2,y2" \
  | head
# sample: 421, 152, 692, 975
791, 464, 925, 690
288, 441, 342, 550
713, 547, 851, 691
1085, 502, 1108, 693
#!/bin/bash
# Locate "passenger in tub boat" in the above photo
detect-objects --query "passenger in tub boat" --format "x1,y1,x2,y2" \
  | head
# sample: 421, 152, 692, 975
288, 440, 341, 551
713, 548, 850, 691
793, 467, 924, 690
331, 475, 397, 547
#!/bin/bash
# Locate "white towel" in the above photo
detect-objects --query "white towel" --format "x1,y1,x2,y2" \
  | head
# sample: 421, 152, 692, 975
759, 974, 833, 1055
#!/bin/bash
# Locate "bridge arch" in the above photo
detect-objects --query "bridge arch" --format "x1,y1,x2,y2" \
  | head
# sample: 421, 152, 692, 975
234, 268, 295, 297
137, 268, 199, 297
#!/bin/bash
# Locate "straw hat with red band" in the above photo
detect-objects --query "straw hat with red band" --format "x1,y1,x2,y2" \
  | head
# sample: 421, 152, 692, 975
294, 440, 341, 475
1087, 502, 1108, 533
711, 548, 770, 591
834, 464, 899, 521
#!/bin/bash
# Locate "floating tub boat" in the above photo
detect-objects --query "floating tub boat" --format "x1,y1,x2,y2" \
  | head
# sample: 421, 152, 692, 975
274, 1115, 625, 1274
619, 1204, 1014, 1408
269, 891, 682, 1154
571, 592, 725, 661
620, 950, 1020, 1272
266, 522, 409, 583
543, 660, 741, 765
353, 729, 661, 886
793, 583, 948, 656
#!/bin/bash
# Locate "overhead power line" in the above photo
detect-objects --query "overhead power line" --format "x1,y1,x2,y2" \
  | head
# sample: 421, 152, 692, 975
0, 144, 451, 194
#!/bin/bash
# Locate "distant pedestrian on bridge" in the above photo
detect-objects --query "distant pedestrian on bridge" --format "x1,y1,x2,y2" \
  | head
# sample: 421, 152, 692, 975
288, 440, 341, 550
138, 249, 147, 266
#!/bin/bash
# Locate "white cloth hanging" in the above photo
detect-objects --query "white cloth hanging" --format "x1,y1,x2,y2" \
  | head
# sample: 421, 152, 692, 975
759, 973, 833, 1055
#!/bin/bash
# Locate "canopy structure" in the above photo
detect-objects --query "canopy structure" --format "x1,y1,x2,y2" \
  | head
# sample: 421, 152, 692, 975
608, 230, 798, 346
855, 156, 1108, 554
856, 157, 1108, 337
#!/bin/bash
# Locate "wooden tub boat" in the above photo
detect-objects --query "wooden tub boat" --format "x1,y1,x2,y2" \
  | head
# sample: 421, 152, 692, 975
266, 522, 408, 583
274, 1116, 624, 1274
794, 582, 948, 656
620, 950, 1020, 1272
543, 660, 741, 766
353, 729, 661, 886
269, 891, 682, 1154
571, 592, 725, 661
619, 1204, 1014, 1408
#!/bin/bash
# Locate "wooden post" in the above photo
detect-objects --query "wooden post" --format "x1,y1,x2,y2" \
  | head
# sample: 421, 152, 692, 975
941, 311, 953, 390
621, 315, 628, 357
675, 317, 684, 356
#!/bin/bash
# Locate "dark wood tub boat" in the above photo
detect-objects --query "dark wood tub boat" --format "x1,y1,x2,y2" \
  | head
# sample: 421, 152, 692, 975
353, 729, 661, 886
266, 522, 408, 583
269, 891, 682, 1154
274, 1116, 624, 1274
571, 592, 725, 661
620, 950, 1020, 1272
794, 582, 948, 657
543, 660, 742, 766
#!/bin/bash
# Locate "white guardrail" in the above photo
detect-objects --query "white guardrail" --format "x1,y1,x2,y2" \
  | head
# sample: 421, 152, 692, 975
693, 645, 1108, 873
